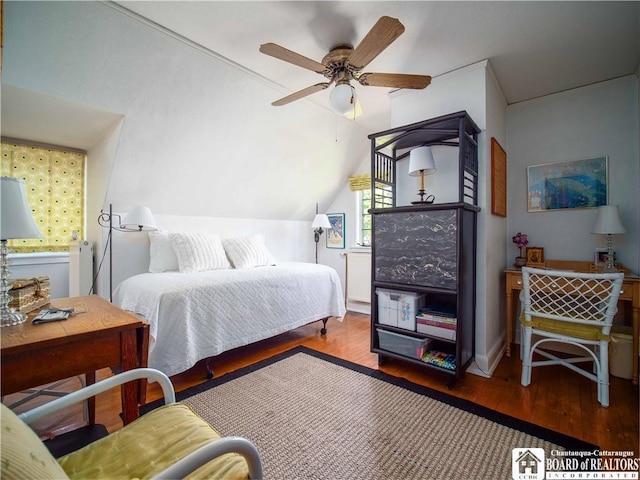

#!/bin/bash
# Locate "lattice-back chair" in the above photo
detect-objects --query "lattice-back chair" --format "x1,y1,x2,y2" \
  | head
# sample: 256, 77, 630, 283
520, 267, 624, 407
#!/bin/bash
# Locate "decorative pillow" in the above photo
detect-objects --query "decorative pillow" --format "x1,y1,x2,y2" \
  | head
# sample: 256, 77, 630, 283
169, 232, 230, 273
0, 403, 70, 480
148, 230, 179, 273
223, 235, 276, 269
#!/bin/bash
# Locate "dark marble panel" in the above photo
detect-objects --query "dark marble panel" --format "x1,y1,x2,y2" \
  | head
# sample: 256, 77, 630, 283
374, 210, 457, 289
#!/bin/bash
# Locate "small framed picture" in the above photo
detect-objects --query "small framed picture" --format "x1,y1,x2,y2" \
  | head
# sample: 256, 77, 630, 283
326, 213, 345, 249
594, 248, 614, 266
525, 247, 545, 267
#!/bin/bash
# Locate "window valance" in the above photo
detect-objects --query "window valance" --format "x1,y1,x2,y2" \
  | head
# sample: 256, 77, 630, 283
349, 174, 371, 192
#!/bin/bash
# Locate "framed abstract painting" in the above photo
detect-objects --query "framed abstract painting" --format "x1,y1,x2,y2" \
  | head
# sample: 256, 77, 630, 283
527, 156, 607, 212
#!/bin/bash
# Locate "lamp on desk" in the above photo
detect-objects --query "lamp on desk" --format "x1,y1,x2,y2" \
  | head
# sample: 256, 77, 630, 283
408, 146, 437, 205
591, 205, 626, 272
1, 177, 44, 327
98, 204, 157, 302
311, 203, 331, 264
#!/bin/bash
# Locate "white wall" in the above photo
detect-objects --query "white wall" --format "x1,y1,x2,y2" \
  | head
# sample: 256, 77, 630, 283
3, 1, 370, 297
2, 2, 369, 221
637, 63, 640, 260
315, 145, 369, 306
480, 66, 509, 374
506, 76, 639, 273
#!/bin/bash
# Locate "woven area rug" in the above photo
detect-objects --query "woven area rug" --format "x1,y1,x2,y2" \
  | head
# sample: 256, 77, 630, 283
144, 346, 595, 479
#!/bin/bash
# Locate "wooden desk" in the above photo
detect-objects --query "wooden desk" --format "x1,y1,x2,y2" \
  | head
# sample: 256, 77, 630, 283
505, 261, 640, 385
1, 295, 149, 425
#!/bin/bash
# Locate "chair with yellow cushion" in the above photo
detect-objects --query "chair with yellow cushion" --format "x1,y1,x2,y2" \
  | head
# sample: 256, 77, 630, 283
1, 368, 263, 479
520, 267, 624, 407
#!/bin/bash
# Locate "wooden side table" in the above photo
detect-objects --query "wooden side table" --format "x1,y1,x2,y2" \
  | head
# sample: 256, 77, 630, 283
1, 295, 149, 425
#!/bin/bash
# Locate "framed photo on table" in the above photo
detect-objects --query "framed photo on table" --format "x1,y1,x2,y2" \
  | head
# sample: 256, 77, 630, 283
526, 247, 545, 267
594, 248, 615, 266
326, 213, 345, 249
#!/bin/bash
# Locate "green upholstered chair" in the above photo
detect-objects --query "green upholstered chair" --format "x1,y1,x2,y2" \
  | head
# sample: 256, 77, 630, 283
519, 267, 624, 407
1, 368, 263, 479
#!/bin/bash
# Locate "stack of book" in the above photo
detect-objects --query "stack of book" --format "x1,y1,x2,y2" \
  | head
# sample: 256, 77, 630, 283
416, 306, 457, 340
422, 350, 456, 370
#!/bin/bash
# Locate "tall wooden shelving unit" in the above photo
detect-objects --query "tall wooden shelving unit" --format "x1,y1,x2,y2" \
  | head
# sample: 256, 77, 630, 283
368, 111, 481, 387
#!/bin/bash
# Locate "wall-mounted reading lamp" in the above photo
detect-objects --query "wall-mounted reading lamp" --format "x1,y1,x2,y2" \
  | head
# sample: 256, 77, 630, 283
98, 204, 157, 301
311, 203, 331, 264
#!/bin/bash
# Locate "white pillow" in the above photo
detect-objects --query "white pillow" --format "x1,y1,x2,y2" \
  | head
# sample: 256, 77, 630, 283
223, 235, 276, 269
148, 230, 179, 273
169, 232, 231, 273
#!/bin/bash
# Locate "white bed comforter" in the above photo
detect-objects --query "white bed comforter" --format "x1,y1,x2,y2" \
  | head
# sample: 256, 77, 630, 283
113, 262, 346, 376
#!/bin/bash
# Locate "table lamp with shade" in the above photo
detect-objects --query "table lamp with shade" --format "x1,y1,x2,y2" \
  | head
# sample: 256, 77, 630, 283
408, 146, 437, 204
591, 204, 626, 272
1, 177, 44, 327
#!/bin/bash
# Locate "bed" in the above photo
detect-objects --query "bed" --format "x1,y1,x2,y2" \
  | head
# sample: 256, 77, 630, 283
113, 232, 345, 377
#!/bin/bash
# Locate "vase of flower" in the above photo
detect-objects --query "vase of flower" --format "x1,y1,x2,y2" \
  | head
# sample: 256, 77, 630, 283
512, 232, 528, 268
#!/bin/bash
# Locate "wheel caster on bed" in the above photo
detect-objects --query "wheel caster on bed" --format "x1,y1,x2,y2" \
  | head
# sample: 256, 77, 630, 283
378, 355, 389, 366
205, 361, 214, 379
320, 318, 328, 336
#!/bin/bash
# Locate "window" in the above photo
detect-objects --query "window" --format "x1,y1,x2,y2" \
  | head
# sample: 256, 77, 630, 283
354, 180, 392, 247
1, 140, 86, 252
357, 189, 371, 246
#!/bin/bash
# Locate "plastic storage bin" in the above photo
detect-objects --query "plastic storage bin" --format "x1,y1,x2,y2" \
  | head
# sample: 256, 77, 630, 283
610, 326, 633, 379
377, 329, 429, 359
376, 288, 425, 330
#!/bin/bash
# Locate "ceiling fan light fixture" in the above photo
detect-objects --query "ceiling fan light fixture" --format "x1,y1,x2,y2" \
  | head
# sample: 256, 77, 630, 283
329, 82, 356, 115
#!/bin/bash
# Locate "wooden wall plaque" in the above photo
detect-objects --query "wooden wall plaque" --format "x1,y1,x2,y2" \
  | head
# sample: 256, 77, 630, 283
491, 137, 507, 217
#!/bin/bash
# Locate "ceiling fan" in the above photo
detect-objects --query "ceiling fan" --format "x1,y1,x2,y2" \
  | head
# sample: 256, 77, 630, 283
259, 16, 431, 114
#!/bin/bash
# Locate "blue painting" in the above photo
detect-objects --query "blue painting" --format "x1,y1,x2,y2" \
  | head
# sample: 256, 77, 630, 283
527, 156, 607, 212
326, 213, 345, 249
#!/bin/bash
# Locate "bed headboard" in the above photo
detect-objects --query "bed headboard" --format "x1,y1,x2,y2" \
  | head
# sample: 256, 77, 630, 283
101, 214, 315, 298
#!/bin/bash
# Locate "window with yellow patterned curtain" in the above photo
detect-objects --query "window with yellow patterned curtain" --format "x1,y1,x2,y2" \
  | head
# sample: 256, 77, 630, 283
1, 141, 86, 252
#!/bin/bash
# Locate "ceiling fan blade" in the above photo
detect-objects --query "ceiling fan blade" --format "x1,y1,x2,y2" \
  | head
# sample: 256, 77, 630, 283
358, 72, 432, 89
259, 43, 327, 74
347, 16, 405, 69
271, 83, 331, 106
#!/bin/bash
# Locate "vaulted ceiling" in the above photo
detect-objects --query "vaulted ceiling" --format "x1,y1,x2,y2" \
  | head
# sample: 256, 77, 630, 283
117, 1, 640, 131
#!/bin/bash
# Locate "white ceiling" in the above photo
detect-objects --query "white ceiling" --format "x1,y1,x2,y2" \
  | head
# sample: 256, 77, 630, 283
115, 1, 640, 131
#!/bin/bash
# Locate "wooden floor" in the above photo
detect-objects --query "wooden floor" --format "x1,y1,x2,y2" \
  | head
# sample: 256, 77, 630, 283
7, 312, 639, 452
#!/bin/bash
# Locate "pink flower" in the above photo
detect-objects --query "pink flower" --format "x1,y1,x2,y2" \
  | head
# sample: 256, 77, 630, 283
512, 232, 528, 248
512, 232, 528, 257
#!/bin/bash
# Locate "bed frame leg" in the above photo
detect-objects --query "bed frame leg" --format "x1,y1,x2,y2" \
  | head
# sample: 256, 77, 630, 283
321, 318, 328, 335
205, 360, 214, 379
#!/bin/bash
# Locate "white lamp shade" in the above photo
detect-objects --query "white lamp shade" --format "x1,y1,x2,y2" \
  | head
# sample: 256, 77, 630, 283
1, 177, 43, 240
312, 214, 331, 229
329, 83, 355, 115
120, 206, 158, 231
408, 146, 437, 177
591, 205, 626, 234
